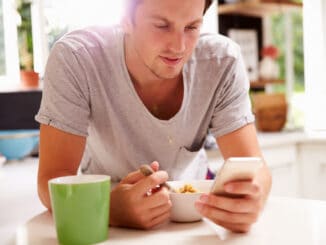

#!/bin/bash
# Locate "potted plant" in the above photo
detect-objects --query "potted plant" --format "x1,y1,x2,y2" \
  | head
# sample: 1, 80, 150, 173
17, 0, 39, 88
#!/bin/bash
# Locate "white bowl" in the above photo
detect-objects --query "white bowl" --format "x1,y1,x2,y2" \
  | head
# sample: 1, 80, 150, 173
167, 180, 213, 223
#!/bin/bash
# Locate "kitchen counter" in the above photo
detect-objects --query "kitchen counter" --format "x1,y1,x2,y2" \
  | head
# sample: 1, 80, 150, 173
0, 135, 326, 245
206, 130, 326, 170
257, 130, 307, 147
206, 130, 326, 199
207, 130, 326, 152
257, 130, 326, 146
206, 130, 308, 160
6, 197, 326, 245
0, 158, 46, 245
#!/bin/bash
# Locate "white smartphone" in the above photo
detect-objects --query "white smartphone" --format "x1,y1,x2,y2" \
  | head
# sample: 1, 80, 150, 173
210, 157, 263, 197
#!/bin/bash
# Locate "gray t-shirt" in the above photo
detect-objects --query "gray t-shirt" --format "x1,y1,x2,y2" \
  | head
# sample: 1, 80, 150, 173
35, 25, 254, 182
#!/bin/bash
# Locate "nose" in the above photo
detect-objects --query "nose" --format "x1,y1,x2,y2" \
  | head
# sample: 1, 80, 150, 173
168, 30, 186, 54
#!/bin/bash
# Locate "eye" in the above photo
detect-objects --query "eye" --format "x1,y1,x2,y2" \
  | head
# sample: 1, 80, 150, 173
153, 22, 169, 29
186, 26, 198, 31
155, 24, 169, 29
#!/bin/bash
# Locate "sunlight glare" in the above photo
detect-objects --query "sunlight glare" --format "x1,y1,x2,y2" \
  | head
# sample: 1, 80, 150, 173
52, 0, 125, 29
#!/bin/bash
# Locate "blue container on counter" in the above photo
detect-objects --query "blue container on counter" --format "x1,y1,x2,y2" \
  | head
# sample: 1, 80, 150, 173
0, 129, 39, 160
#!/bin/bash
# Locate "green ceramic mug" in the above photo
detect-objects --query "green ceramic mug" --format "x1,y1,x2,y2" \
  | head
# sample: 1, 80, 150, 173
49, 175, 110, 245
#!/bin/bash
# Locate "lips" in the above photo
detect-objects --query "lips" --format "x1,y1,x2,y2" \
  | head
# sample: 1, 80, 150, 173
160, 56, 182, 66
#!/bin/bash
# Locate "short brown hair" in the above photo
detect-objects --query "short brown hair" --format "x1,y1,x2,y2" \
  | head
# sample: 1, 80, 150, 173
204, 0, 213, 14
126, 0, 213, 19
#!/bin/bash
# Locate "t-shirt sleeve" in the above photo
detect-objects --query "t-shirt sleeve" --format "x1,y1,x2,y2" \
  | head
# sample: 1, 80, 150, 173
35, 42, 90, 136
209, 46, 255, 138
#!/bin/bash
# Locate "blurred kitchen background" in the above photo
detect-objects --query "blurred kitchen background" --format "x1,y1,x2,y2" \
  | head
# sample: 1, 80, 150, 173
1, 0, 326, 238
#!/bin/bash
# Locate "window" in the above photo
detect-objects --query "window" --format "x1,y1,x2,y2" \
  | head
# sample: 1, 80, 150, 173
270, 11, 304, 129
0, 0, 5, 75
0, 0, 19, 88
303, 0, 326, 135
30, 0, 126, 75
43, 0, 125, 47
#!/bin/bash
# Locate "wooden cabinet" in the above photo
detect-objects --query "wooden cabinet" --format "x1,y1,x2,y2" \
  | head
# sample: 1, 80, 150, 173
250, 79, 284, 89
207, 133, 326, 200
298, 141, 326, 200
206, 143, 300, 197
263, 143, 300, 197
218, 0, 302, 17
262, 136, 326, 199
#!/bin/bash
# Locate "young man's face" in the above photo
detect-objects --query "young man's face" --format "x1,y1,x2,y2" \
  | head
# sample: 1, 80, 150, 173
124, 0, 205, 81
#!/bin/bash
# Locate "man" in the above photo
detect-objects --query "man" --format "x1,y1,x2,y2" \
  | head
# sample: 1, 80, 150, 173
36, 0, 272, 232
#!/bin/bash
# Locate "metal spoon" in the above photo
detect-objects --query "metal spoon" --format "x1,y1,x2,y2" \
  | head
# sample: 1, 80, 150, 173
139, 164, 175, 192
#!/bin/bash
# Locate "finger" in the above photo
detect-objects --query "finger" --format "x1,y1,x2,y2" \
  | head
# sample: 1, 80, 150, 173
148, 201, 172, 220
136, 202, 171, 229
133, 170, 169, 194
150, 161, 160, 172
197, 194, 261, 213
216, 221, 252, 233
144, 188, 171, 208
120, 170, 145, 184
224, 180, 261, 197
195, 201, 258, 225
147, 210, 171, 229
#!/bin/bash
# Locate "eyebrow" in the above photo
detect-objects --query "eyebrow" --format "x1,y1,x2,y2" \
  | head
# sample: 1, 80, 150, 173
149, 15, 203, 25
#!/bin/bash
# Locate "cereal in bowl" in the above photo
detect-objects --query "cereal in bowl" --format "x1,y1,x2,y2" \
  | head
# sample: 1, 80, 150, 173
177, 184, 199, 193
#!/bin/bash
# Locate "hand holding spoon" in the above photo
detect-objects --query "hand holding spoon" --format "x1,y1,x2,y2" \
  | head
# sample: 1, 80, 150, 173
139, 164, 175, 192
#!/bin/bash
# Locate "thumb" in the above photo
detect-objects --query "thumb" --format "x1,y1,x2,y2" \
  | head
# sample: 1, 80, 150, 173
150, 161, 160, 172
120, 161, 160, 185
133, 170, 169, 194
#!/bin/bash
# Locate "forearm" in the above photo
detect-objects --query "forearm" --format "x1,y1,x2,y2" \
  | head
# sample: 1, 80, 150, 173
37, 124, 86, 210
38, 170, 78, 211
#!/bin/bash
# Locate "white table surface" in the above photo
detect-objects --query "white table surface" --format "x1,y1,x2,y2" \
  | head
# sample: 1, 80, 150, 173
0, 158, 46, 245
6, 196, 326, 245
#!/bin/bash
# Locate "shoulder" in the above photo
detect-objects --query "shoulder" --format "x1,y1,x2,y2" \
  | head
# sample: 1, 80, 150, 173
51, 25, 123, 55
190, 33, 241, 62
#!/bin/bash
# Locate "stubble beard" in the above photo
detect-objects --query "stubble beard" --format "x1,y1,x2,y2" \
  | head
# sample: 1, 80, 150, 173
134, 45, 182, 81
146, 62, 181, 81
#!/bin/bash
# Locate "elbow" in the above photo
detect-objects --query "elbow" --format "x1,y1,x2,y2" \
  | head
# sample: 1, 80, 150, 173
37, 174, 52, 211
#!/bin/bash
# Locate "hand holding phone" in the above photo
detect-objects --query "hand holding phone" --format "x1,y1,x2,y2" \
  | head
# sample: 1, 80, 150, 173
210, 157, 263, 197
